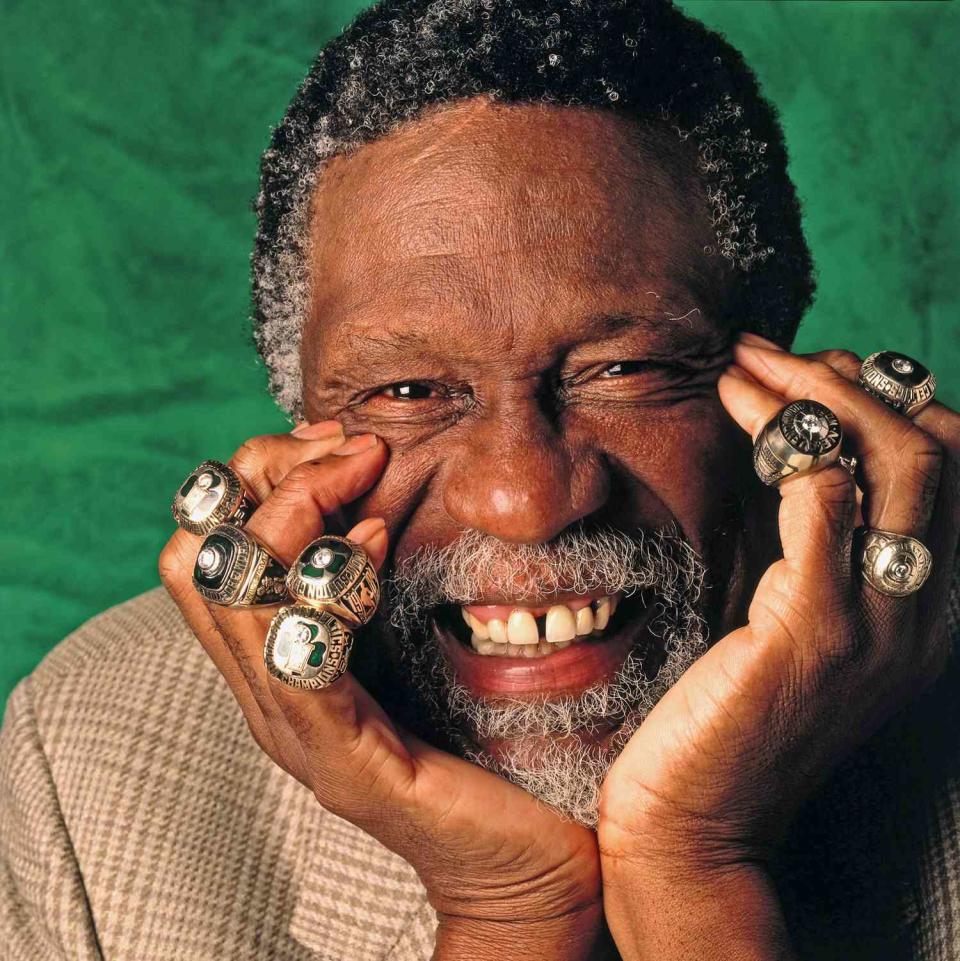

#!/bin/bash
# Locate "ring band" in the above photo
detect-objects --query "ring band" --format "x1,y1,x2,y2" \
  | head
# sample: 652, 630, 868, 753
753, 399, 844, 487
856, 527, 932, 597
193, 524, 288, 607
172, 460, 257, 535
285, 535, 380, 627
264, 605, 354, 690
858, 351, 936, 417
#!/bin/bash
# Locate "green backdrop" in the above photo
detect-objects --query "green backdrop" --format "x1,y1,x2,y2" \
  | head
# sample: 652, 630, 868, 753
2, 1, 957, 708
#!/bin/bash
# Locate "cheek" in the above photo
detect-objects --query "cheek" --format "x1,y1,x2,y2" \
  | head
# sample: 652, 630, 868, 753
342, 443, 445, 557
588, 398, 752, 546
343, 397, 754, 562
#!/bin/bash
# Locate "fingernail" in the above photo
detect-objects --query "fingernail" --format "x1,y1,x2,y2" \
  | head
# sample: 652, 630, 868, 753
739, 331, 785, 351
722, 364, 750, 381
292, 419, 344, 439
332, 433, 378, 456
349, 516, 387, 544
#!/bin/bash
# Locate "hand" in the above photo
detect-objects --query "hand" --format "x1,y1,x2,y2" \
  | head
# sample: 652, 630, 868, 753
159, 423, 605, 961
598, 336, 960, 959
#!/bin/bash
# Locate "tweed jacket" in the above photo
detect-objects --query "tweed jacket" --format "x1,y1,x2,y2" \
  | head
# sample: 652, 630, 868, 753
0, 586, 958, 960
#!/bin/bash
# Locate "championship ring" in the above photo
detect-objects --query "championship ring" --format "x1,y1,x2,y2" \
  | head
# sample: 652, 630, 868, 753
856, 527, 933, 597
858, 351, 936, 417
264, 605, 354, 690
172, 460, 257, 535
285, 535, 380, 627
753, 399, 844, 487
192, 524, 287, 607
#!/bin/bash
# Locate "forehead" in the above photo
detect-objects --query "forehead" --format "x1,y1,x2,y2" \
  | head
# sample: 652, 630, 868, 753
306, 97, 723, 359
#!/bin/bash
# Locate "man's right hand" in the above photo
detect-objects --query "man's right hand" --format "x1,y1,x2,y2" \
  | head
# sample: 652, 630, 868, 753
158, 422, 606, 961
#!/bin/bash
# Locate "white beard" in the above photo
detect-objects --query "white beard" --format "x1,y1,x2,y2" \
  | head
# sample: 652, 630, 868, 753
386, 524, 709, 827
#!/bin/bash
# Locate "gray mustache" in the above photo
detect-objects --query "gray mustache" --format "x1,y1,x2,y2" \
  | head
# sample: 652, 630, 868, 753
385, 523, 706, 633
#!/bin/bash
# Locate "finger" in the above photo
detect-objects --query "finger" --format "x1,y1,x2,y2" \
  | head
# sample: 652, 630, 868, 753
203, 434, 388, 728
345, 515, 390, 570
242, 433, 388, 564
227, 420, 345, 502
719, 367, 857, 586
801, 348, 960, 453
733, 340, 942, 539
805, 348, 960, 598
208, 516, 409, 824
736, 337, 953, 679
718, 365, 787, 439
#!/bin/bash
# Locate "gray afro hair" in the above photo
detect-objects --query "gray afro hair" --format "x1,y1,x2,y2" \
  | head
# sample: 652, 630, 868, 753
252, 0, 815, 418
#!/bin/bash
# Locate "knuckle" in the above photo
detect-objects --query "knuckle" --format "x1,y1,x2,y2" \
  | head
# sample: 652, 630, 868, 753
230, 435, 272, 474
807, 466, 857, 515
809, 358, 846, 385
939, 415, 960, 454
903, 432, 944, 489
786, 359, 845, 397
281, 460, 323, 495
821, 349, 862, 376
278, 460, 341, 512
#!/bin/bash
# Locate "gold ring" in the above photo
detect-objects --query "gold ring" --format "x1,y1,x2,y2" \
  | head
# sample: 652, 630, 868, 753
172, 460, 257, 535
264, 605, 353, 690
285, 535, 380, 627
192, 524, 287, 607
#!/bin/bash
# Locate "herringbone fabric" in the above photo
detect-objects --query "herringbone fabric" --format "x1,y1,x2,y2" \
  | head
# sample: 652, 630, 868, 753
0, 586, 957, 959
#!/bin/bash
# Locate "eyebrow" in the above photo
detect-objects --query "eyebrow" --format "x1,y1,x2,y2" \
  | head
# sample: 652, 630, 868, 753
320, 301, 716, 381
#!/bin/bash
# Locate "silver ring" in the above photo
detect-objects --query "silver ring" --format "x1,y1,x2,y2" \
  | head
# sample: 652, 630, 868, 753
753, 399, 844, 487
285, 535, 380, 627
856, 527, 932, 597
264, 605, 353, 689
172, 460, 257, 535
858, 351, 936, 417
193, 524, 288, 607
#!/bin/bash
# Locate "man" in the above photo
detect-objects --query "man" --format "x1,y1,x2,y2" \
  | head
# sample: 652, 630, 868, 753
2, 0, 957, 958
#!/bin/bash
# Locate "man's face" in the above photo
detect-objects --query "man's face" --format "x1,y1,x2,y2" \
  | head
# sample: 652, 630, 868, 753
299, 97, 773, 816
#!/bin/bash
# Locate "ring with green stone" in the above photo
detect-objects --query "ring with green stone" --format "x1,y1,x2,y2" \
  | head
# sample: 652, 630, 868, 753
285, 535, 380, 627
264, 605, 354, 690
172, 459, 257, 536
193, 524, 288, 608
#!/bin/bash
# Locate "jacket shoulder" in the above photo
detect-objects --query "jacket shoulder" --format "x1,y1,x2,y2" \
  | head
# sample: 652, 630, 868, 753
29, 586, 212, 704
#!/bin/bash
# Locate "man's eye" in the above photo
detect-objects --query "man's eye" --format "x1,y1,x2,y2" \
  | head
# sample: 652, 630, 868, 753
599, 361, 646, 378
378, 381, 438, 400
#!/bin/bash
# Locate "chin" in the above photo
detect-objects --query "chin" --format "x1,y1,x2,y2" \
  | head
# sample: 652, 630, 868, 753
474, 721, 627, 768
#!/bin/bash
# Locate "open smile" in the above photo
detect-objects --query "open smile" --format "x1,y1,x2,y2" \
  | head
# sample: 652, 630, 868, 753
430, 590, 658, 698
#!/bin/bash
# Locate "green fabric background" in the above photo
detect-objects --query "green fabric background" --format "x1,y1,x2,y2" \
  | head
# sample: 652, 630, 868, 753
2, 1, 957, 708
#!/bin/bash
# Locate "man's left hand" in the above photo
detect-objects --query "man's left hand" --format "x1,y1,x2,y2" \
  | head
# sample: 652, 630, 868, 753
597, 334, 960, 960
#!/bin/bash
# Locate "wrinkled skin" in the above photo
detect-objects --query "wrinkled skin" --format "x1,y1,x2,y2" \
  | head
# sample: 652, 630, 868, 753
160, 98, 959, 959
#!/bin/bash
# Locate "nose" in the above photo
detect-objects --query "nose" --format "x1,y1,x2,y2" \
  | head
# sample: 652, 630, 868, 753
441, 404, 609, 544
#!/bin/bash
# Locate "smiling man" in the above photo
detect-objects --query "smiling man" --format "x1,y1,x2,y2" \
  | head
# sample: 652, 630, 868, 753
2, 1, 958, 960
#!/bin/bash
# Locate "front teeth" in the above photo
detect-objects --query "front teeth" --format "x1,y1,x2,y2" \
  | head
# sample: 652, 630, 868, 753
507, 610, 539, 645
545, 605, 576, 643
466, 596, 619, 657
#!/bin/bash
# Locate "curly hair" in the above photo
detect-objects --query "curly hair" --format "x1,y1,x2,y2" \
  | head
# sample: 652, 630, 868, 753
252, 0, 815, 417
